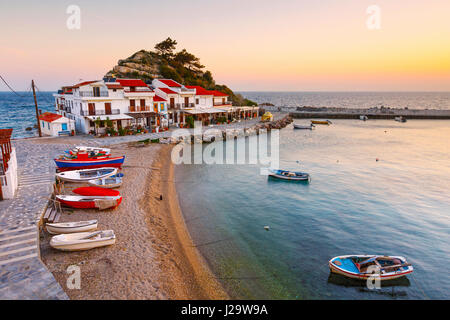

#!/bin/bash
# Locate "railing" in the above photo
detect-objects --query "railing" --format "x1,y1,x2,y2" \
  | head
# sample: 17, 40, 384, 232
214, 102, 232, 106
79, 91, 109, 97
80, 109, 120, 116
124, 89, 153, 94
172, 103, 195, 109
129, 106, 154, 112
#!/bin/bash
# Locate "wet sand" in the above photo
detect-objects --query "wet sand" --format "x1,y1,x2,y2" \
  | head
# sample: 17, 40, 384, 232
40, 142, 228, 299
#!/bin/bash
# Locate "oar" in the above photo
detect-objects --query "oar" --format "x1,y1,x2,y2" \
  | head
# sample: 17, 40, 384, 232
79, 231, 102, 240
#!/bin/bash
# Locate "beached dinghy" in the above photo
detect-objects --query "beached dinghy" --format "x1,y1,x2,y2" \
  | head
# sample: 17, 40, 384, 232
54, 155, 125, 171
46, 220, 98, 235
72, 186, 120, 197
55, 194, 122, 210
294, 123, 315, 130
268, 169, 310, 181
56, 168, 117, 183
395, 116, 407, 123
311, 120, 332, 125
50, 230, 116, 251
88, 173, 124, 189
68, 146, 111, 155
329, 255, 413, 280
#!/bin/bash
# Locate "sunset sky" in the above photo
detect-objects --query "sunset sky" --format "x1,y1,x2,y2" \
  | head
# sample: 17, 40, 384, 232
0, 0, 449, 91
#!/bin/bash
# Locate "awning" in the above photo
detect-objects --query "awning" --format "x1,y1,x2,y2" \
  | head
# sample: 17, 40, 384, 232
183, 108, 227, 114
86, 114, 133, 121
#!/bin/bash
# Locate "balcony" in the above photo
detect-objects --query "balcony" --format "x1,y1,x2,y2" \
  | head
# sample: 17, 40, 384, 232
81, 109, 120, 116
171, 103, 195, 109
128, 106, 154, 112
79, 91, 109, 98
124, 89, 154, 97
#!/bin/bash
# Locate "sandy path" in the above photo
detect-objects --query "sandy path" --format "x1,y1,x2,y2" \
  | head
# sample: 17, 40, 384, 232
40, 143, 228, 299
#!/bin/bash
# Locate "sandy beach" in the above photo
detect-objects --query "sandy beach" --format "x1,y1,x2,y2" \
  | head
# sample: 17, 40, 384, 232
39, 142, 228, 299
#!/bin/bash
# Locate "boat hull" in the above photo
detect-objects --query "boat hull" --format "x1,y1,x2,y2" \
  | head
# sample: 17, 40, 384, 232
55, 156, 125, 171
56, 168, 117, 183
329, 255, 413, 281
50, 231, 116, 251
56, 195, 122, 210
46, 220, 98, 235
311, 120, 331, 125
268, 169, 310, 181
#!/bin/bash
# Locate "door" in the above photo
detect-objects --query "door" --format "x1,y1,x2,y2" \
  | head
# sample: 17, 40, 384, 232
170, 98, 175, 109
62, 123, 68, 131
130, 99, 135, 112
88, 103, 95, 115
140, 99, 146, 111
105, 103, 112, 115
185, 97, 189, 108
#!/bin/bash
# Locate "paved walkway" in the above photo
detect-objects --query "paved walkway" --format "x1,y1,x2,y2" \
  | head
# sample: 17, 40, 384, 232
0, 117, 275, 299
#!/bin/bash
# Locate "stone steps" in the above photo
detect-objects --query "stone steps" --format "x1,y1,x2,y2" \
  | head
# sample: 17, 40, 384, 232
0, 227, 38, 266
19, 174, 54, 188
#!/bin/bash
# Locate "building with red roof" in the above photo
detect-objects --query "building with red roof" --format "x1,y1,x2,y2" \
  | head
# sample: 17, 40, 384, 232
38, 112, 75, 137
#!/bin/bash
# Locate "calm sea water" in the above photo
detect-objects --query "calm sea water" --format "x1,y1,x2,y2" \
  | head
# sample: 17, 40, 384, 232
239, 91, 450, 110
176, 119, 450, 299
0, 92, 55, 139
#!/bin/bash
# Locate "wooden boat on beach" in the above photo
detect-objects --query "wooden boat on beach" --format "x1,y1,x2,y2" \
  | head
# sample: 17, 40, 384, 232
56, 168, 117, 183
329, 255, 413, 280
88, 173, 124, 189
55, 194, 122, 210
46, 220, 98, 235
54, 155, 125, 171
294, 123, 315, 130
311, 120, 332, 125
68, 146, 111, 155
268, 169, 310, 181
72, 186, 120, 197
50, 230, 116, 251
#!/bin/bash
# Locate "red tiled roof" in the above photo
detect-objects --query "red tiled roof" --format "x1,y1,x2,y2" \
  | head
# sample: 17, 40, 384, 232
106, 84, 124, 90
153, 95, 166, 102
116, 79, 149, 87
210, 90, 228, 97
185, 85, 213, 96
159, 79, 182, 87
72, 81, 98, 88
39, 112, 63, 123
158, 87, 177, 95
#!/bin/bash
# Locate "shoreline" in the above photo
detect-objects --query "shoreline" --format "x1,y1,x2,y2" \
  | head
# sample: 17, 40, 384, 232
39, 142, 228, 299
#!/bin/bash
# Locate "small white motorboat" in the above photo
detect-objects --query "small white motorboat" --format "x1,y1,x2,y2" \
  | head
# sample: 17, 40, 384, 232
329, 255, 413, 280
294, 123, 315, 130
46, 220, 98, 235
88, 173, 124, 189
56, 168, 117, 183
359, 115, 368, 121
268, 169, 310, 181
395, 116, 407, 123
50, 230, 116, 251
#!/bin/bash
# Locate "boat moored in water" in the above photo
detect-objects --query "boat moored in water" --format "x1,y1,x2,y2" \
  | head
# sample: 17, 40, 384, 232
294, 123, 315, 130
329, 255, 413, 280
50, 230, 116, 251
268, 169, 310, 181
311, 120, 332, 125
56, 168, 117, 183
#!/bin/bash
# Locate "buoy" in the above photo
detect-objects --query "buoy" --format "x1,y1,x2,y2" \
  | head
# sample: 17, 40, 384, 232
264, 226, 270, 231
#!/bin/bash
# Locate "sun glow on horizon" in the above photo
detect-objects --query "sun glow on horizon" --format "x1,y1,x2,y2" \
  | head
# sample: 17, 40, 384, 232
0, 0, 449, 91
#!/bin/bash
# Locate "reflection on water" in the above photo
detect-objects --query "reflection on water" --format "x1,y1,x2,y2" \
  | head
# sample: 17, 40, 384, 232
176, 120, 450, 299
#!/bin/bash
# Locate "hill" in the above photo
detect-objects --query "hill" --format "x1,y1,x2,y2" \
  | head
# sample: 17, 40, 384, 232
105, 38, 257, 106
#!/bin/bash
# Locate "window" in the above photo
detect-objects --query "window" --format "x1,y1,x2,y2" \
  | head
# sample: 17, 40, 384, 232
47, 123, 50, 130
62, 123, 67, 131
160, 103, 165, 111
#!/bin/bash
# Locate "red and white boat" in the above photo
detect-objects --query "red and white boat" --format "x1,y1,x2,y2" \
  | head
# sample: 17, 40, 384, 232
329, 255, 413, 280
56, 187, 122, 210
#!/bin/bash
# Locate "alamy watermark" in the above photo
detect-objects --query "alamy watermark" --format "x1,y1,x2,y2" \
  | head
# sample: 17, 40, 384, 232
66, 5, 81, 30
366, 5, 381, 30
66, 265, 81, 290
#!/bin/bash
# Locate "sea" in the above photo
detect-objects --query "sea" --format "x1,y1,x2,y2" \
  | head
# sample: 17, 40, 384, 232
2, 91, 450, 299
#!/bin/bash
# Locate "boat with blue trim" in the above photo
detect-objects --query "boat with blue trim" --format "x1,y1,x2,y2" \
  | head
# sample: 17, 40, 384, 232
329, 255, 413, 280
55, 155, 125, 171
268, 169, 310, 181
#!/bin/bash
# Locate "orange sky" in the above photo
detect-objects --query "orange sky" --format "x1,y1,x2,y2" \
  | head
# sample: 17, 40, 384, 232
0, 0, 449, 91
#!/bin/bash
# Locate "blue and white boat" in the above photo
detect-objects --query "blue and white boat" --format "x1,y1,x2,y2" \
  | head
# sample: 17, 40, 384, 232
329, 255, 413, 280
268, 169, 310, 181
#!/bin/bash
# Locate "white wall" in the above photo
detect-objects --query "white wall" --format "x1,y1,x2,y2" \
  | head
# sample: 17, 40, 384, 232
1, 148, 18, 199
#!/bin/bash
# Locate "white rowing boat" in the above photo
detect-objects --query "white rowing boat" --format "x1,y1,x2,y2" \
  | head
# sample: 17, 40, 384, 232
46, 220, 98, 235
50, 230, 116, 251
88, 173, 124, 189
294, 123, 315, 130
56, 168, 117, 183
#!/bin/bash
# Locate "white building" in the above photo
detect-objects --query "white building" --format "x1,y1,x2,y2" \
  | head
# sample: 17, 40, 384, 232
0, 129, 18, 200
39, 112, 75, 136
54, 78, 168, 134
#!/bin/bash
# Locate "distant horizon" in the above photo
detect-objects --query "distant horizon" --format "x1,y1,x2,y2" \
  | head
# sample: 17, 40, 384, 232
2, 90, 450, 93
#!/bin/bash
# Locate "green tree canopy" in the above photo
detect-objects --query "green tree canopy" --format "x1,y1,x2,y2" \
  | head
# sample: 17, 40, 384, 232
154, 37, 177, 60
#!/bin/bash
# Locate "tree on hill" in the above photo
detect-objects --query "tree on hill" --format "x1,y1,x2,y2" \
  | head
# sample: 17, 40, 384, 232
154, 37, 177, 60
174, 49, 205, 72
